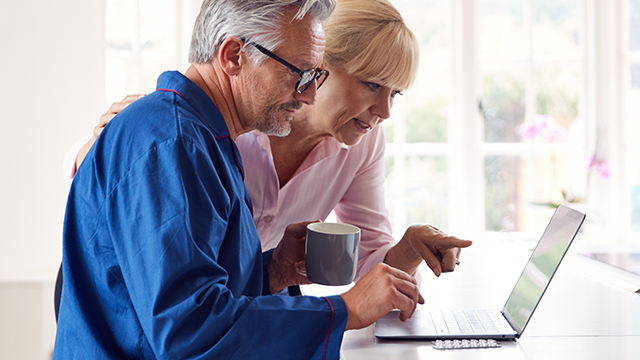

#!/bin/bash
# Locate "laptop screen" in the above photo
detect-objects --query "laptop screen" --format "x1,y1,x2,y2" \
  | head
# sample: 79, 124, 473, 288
502, 205, 586, 335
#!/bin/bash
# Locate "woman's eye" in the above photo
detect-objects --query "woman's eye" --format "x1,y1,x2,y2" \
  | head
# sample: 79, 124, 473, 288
391, 90, 403, 99
366, 82, 381, 91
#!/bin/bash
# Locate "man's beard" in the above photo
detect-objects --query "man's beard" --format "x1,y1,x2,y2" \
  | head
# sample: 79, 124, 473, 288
253, 101, 302, 137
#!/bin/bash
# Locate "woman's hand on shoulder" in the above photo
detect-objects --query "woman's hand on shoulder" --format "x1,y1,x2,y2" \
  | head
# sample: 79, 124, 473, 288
75, 94, 146, 171
94, 94, 146, 138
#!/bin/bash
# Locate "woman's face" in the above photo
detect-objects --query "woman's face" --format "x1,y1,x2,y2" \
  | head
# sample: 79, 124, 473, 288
313, 66, 402, 146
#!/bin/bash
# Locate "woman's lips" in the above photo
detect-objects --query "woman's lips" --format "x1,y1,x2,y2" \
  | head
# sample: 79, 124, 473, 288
353, 118, 372, 133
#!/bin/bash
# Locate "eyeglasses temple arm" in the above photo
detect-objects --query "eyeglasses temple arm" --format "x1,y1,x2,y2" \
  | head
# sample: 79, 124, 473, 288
250, 43, 302, 75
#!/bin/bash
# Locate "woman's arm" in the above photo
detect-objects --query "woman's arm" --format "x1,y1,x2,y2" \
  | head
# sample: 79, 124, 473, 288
334, 126, 471, 278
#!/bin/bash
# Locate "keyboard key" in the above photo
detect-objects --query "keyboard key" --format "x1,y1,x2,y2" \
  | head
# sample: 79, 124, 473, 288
436, 325, 449, 333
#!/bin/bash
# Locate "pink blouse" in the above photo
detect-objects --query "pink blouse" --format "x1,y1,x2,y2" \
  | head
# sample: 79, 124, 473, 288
236, 125, 395, 280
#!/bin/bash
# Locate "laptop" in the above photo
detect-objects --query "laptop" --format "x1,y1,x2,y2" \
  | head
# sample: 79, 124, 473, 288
374, 204, 586, 340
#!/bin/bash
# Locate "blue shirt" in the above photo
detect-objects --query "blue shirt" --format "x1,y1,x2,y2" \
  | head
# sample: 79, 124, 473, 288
54, 71, 347, 360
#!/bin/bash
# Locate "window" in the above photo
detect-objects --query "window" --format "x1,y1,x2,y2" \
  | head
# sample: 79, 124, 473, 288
105, 0, 196, 107
386, 0, 639, 243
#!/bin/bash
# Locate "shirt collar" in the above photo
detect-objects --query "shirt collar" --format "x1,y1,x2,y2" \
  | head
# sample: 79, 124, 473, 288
156, 71, 230, 138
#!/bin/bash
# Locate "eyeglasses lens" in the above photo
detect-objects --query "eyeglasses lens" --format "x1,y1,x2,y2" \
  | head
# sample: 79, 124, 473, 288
297, 70, 317, 93
316, 71, 328, 90
296, 70, 329, 93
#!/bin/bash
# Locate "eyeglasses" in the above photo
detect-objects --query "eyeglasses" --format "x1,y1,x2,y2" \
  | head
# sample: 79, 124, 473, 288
246, 42, 329, 94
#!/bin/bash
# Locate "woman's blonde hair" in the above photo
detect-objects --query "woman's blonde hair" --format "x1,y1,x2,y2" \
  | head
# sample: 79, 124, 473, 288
323, 0, 419, 90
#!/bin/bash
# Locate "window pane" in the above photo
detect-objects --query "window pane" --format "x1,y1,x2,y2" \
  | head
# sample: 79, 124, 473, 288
485, 155, 527, 231
478, 0, 526, 56
105, 57, 136, 103
485, 150, 581, 233
480, 64, 526, 142
383, 156, 402, 234
382, 119, 395, 143
633, 185, 640, 231
630, 63, 640, 230
384, 156, 449, 232
533, 148, 574, 205
533, 0, 580, 55
405, 61, 450, 143
536, 64, 581, 130
140, 0, 176, 54
106, 0, 136, 51
409, 156, 448, 229
139, 59, 177, 91
393, 0, 449, 55
630, 0, 640, 51
631, 63, 640, 89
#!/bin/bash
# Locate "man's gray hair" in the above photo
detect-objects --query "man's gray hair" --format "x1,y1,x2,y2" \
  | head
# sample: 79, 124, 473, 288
189, 0, 336, 65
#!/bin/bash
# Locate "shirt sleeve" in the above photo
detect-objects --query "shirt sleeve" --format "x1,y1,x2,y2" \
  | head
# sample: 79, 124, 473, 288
106, 137, 347, 360
331, 127, 394, 280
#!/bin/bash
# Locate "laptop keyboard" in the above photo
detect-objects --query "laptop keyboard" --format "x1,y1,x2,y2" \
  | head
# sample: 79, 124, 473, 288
430, 310, 500, 334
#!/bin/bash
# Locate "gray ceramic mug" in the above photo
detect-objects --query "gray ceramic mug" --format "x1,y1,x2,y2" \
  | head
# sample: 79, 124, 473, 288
305, 222, 360, 286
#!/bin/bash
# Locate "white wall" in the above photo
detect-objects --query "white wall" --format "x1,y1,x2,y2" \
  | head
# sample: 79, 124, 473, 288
0, 1, 105, 276
0, 0, 105, 358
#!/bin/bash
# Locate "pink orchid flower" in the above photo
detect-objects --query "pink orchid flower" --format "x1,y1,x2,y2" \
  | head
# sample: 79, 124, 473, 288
518, 115, 565, 142
588, 155, 611, 179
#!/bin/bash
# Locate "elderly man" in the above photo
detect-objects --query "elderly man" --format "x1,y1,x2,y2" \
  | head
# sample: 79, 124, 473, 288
54, 1, 424, 359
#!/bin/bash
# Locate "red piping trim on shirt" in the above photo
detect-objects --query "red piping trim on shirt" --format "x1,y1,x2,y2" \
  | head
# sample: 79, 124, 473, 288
229, 139, 245, 181
156, 88, 188, 103
322, 297, 334, 360
213, 135, 246, 182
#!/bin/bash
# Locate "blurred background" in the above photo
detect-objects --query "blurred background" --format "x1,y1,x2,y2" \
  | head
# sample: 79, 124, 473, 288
1, 0, 639, 358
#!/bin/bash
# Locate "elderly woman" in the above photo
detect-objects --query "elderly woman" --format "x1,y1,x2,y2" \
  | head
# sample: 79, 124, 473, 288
65, 0, 471, 282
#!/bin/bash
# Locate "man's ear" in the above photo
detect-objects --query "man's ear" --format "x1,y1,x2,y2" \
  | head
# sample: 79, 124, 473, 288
217, 37, 246, 76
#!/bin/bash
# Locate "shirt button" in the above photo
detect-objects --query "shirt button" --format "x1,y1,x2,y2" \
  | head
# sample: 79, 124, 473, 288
263, 215, 273, 223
